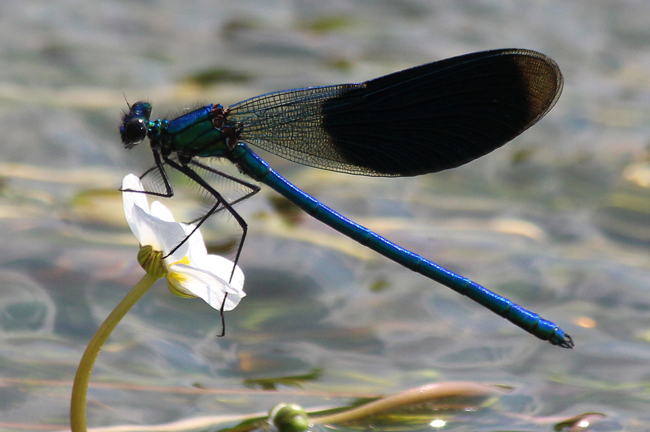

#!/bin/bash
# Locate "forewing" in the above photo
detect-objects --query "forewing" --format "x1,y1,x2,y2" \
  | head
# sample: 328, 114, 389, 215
227, 48, 562, 177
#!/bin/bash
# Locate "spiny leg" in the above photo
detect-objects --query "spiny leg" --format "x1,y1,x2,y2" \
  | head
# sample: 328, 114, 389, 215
121, 151, 175, 198
119, 154, 237, 332
189, 159, 261, 212
217, 291, 228, 337
124, 151, 257, 336
124, 153, 259, 273
163, 157, 251, 282
164, 157, 254, 337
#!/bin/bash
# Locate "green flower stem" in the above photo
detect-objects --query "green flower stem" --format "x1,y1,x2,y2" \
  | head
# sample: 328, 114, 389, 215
311, 382, 505, 425
70, 272, 158, 432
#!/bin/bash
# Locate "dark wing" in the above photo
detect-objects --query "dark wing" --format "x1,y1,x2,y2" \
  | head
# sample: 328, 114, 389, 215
227, 48, 563, 177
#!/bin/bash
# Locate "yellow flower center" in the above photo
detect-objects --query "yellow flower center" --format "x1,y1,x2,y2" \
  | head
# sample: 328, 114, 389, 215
167, 256, 195, 298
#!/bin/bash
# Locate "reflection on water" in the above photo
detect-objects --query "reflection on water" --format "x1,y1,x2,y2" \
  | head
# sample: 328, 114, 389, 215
1, 1, 650, 430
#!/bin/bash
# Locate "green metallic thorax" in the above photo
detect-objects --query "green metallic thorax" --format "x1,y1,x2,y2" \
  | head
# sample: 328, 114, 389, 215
151, 104, 229, 158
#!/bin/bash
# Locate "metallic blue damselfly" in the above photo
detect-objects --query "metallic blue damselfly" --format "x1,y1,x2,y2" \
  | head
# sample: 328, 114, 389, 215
120, 49, 572, 348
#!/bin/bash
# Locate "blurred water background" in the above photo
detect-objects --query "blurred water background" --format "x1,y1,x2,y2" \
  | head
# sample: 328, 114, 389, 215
1, 1, 650, 430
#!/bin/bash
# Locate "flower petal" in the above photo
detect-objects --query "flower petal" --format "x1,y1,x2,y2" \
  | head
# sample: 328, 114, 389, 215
151, 200, 176, 223
132, 205, 188, 257
169, 263, 245, 311
193, 254, 245, 290
184, 224, 208, 260
122, 174, 150, 236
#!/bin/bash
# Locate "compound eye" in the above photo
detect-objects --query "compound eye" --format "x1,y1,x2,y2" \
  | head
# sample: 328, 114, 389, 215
121, 118, 148, 147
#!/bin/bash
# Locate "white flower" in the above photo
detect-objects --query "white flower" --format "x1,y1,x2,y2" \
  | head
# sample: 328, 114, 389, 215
122, 174, 245, 311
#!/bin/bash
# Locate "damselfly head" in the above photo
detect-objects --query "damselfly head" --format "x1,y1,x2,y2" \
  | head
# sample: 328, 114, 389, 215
120, 101, 152, 149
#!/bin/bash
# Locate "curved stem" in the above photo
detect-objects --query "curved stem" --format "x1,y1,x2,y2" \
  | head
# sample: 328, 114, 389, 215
70, 272, 158, 432
311, 382, 506, 425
